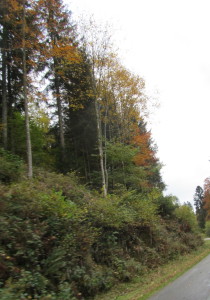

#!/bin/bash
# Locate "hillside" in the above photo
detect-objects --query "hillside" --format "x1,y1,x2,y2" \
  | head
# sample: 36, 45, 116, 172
0, 153, 202, 299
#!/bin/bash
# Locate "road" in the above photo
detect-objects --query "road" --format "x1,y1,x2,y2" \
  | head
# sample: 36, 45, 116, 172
148, 254, 210, 300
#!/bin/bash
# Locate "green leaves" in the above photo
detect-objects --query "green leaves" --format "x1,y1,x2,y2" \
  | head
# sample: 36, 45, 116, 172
0, 162, 203, 299
174, 205, 198, 233
0, 148, 23, 183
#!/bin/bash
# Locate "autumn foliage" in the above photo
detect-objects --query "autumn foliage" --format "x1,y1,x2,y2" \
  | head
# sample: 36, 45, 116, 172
132, 128, 156, 167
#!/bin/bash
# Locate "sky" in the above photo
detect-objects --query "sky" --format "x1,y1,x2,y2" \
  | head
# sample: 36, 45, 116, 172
64, 0, 210, 205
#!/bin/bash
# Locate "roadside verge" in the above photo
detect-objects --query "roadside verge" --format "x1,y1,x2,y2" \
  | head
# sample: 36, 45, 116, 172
94, 240, 210, 300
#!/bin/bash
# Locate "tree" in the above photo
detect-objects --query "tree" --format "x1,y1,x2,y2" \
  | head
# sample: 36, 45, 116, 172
62, 50, 98, 178
38, 0, 80, 171
0, 0, 43, 177
0, 0, 24, 133
194, 185, 206, 229
203, 179, 210, 221
102, 58, 147, 144
22, 0, 33, 178
132, 120, 164, 191
0, 0, 8, 149
156, 194, 179, 218
106, 141, 140, 192
79, 18, 114, 197
184, 201, 193, 210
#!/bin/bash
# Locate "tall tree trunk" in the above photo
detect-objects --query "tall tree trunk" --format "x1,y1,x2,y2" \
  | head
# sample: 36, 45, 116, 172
1, 25, 7, 149
104, 103, 108, 193
7, 53, 12, 111
82, 149, 88, 181
54, 69, 66, 168
94, 99, 107, 197
91, 68, 107, 197
22, 0, 33, 178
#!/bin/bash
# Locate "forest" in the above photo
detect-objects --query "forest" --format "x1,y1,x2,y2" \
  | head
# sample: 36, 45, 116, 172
0, 0, 208, 299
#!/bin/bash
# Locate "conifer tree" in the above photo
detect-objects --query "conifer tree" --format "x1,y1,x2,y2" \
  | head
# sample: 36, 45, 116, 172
194, 185, 206, 229
22, 0, 33, 178
0, 0, 44, 176
37, 0, 80, 171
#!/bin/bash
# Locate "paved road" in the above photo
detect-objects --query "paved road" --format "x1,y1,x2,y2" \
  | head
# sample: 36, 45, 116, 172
148, 254, 210, 300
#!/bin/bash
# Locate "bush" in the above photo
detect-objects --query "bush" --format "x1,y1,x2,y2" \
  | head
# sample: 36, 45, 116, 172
156, 194, 179, 218
205, 221, 210, 237
174, 205, 198, 233
0, 171, 204, 299
0, 148, 23, 183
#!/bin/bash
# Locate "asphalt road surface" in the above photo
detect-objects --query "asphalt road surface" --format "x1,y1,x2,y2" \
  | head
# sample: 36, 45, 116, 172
148, 254, 210, 300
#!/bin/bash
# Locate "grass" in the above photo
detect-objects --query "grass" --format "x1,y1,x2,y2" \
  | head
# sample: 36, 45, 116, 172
94, 240, 210, 300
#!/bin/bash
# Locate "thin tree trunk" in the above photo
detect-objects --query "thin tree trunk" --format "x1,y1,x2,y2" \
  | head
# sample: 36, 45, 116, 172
91, 69, 107, 197
54, 63, 66, 168
7, 53, 12, 111
2, 25, 7, 149
86, 146, 91, 182
23, 0, 33, 178
56, 89, 65, 159
7, 53, 13, 152
73, 138, 79, 168
82, 149, 88, 181
104, 103, 108, 193
91, 56, 107, 196
94, 99, 107, 197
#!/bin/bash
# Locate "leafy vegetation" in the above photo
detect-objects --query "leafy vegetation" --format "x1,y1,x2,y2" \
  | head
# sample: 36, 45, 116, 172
95, 240, 210, 300
0, 155, 203, 299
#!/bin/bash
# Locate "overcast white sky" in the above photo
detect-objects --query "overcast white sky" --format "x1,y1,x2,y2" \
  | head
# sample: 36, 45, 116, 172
65, 0, 210, 205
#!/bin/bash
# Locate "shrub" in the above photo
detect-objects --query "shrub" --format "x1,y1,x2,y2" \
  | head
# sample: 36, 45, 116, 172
156, 194, 179, 218
0, 148, 23, 183
205, 221, 210, 237
174, 204, 198, 233
0, 171, 204, 299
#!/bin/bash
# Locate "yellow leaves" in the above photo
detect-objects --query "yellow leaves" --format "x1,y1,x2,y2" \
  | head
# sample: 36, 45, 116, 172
69, 103, 84, 110
68, 96, 85, 110
92, 55, 145, 142
9, 0, 22, 13
86, 91, 95, 98
51, 43, 81, 64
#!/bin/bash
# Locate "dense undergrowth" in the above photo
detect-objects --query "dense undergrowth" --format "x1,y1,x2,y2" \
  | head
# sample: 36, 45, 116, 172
0, 151, 203, 299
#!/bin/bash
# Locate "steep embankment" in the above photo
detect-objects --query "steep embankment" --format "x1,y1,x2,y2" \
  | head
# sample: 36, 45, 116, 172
95, 240, 210, 300
0, 169, 202, 299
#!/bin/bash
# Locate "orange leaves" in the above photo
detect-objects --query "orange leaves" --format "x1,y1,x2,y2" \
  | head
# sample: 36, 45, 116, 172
131, 126, 156, 167
49, 43, 81, 64
133, 150, 154, 166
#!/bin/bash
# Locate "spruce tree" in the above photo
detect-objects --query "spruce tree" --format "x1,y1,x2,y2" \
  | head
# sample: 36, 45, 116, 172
194, 185, 206, 229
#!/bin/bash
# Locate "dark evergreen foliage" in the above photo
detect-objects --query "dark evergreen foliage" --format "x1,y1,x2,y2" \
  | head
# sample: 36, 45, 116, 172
194, 185, 207, 229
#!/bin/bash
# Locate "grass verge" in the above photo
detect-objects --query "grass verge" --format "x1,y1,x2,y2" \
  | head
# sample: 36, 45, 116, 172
94, 240, 210, 300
